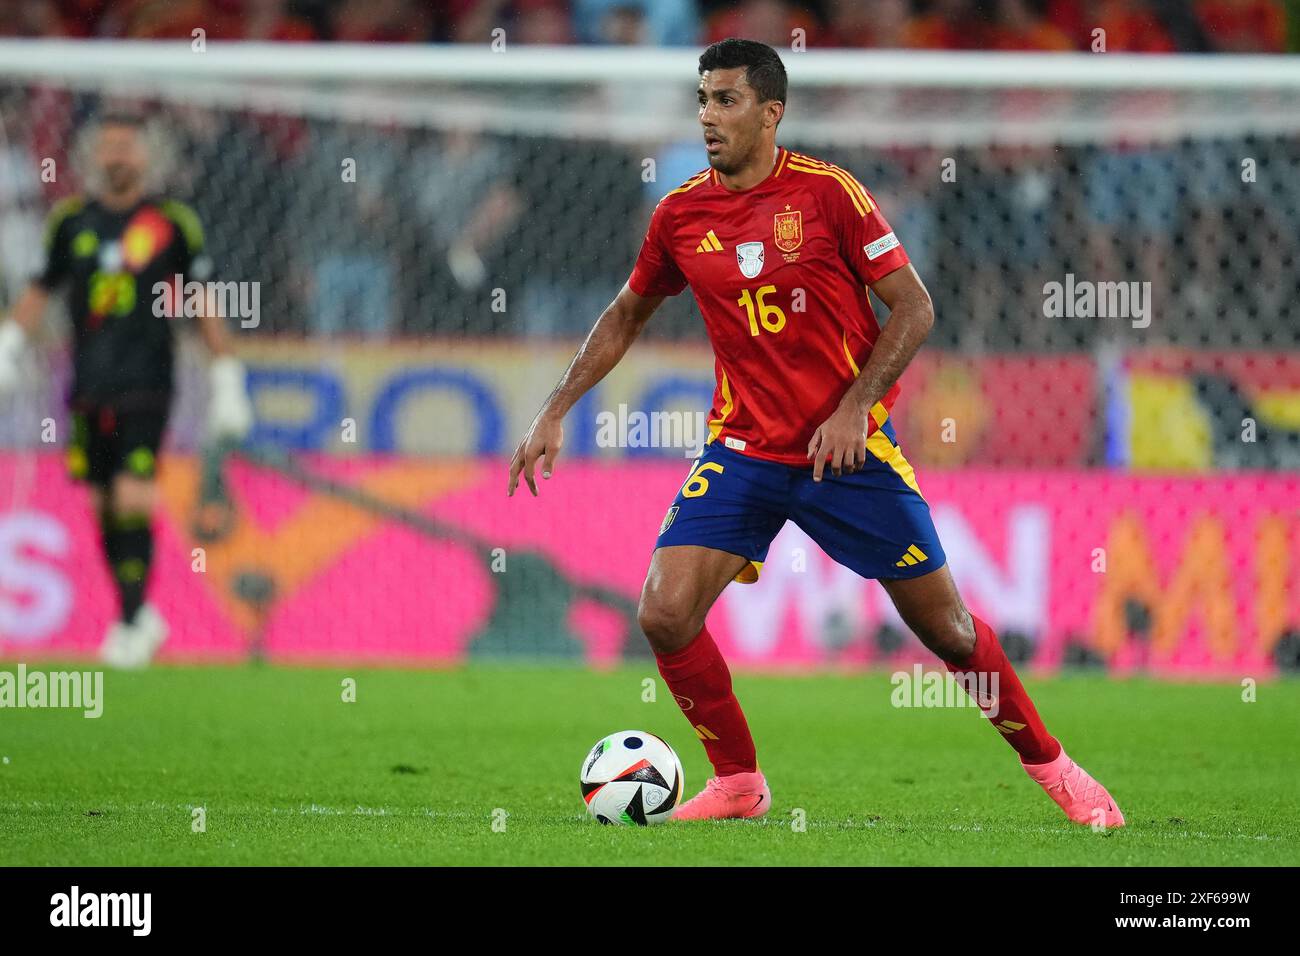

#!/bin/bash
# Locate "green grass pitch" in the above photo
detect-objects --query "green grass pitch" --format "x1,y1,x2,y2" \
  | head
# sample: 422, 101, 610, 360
2, 664, 1296, 866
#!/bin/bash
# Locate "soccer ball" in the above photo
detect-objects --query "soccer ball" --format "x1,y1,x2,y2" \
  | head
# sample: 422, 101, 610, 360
580, 730, 684, 826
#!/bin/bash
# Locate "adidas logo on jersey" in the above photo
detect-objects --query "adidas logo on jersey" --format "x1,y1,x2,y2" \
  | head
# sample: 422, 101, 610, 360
894, 544, 929, 568
695, 230, 723, 253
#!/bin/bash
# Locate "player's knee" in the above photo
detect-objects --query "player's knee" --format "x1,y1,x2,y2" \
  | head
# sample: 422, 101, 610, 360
913, 608, 976, 664
636, 596, 701, 656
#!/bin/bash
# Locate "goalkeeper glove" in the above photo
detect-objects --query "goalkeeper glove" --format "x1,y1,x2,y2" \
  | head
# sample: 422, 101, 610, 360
207, 354, 254, 441
0, 320, 26, 396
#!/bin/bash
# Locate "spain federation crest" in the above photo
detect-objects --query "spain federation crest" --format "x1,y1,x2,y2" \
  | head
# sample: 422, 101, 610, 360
774, 209, 803, 253
736, 241, 765, 279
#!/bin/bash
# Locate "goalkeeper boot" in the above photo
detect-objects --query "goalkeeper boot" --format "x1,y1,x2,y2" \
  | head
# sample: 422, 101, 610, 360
99, 620, 136, 669
125, 603, 170, 668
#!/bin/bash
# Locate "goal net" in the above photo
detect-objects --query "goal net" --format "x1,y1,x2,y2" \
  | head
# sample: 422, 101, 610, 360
0, 40, 1297, 672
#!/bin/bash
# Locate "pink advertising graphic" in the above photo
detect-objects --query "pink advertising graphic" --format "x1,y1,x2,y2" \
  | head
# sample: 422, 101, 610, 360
0, 452, 1296, 675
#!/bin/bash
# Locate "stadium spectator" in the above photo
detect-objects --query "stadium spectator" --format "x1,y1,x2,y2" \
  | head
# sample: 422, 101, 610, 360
443, 0, 507, 42
985, 0, 1073, 49
408, 128, 522, 328
1195, 0, 1287, 51
571, 0, 701, 45
1146, 0, 1217, 49
121, 0, 204, 38
1046, 0, 1177, 49
127, 0, 319, 42
515, 0, 574, 43
447, 0, 573, 44
3, 0, 1295, 52
289, 120, 404, 338
1080, 139, 1179, 342
0, 104, 45, 309
222, 0, 318, 41
168, 103, 305, 333
505, 136, 641, 337
54, 0, 113, 35
329, 0, 431, 42
704, 0, 819, 47
907, 0, 986, 49
593, 3, 647, 43
821, 0, 928, 49
0, 0, 65, 34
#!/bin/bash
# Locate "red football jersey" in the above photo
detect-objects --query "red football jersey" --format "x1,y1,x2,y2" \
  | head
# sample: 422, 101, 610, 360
629, 147, 910, 467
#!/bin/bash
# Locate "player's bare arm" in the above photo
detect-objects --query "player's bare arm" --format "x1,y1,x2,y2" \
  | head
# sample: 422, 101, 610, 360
6, 283, 48, 335
196, 298, 234, 357
507, 283, 664, 497
807, 264, 934, 481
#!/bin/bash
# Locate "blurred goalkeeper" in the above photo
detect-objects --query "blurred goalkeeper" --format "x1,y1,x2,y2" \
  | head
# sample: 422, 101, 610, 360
0, 112, 253, 667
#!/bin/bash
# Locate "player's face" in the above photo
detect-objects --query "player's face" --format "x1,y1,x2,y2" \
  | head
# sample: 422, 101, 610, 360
94, 124, 148, 196
697, 68, 770, 175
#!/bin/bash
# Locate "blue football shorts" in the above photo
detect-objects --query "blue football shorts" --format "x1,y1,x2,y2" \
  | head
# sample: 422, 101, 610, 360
655, 419, 945, 583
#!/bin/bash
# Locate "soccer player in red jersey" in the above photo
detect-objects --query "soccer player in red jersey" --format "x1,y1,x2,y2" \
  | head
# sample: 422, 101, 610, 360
509, 39, 1124, 827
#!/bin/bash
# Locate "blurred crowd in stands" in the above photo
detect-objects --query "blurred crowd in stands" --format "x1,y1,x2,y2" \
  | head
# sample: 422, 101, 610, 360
2, 98, 1292, 349
0, 1, 1296, 348
0, 0, 1294, 52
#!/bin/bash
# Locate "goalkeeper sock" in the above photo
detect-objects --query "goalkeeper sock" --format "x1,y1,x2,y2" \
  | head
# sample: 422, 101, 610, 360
944, 614, 1061, 766
655, 625, 758, 776
104, 513, 154, 625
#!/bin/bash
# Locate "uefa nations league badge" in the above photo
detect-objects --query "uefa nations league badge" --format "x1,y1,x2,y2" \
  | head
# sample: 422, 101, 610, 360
736, 241, 764, 278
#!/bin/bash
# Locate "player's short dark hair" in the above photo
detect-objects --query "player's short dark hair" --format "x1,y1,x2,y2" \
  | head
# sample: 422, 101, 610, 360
698, 38, 788, 107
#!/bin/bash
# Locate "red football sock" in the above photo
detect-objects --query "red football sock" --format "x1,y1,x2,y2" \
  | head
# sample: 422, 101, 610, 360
655, 626, 757, 776
944, 614, 1061, 766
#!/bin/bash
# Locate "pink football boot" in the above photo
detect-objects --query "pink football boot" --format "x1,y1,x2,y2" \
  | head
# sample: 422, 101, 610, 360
1024, 749, 1126, 828
673, 770, 772, 821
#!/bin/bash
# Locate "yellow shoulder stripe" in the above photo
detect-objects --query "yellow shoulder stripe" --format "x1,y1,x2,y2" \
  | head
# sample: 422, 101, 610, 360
790, 153, 873, 210
788, 161, 869, 216
788, 155, 874, 216
44, 195, 86, 249
667, 171, 711, 197
161, 199, 205, 253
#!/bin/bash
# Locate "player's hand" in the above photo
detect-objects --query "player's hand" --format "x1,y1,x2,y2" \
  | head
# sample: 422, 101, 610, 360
0, 320, 27, 396
807, 399, 869, 482
508, 411, 563, 497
